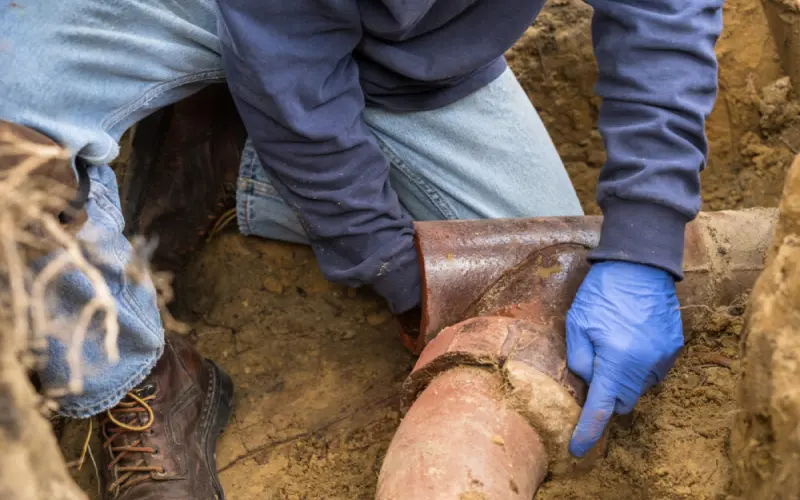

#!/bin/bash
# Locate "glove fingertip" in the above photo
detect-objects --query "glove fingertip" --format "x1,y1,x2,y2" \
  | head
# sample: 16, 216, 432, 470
614, 400, 635, 415
569, 429, 599, 458
570, 376, 616, 458
569, 438, 588, 458
569, 407, 611, 458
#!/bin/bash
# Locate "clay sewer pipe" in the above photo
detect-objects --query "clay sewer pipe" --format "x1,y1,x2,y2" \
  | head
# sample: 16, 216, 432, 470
376, 208, 776, 500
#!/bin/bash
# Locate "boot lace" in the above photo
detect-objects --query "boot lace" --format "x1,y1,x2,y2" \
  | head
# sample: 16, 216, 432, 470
101, 387, 163, 494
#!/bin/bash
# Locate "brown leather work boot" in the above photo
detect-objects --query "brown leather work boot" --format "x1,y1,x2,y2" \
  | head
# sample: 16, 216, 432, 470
99, 333, 234, 499
119, 84, 247, 274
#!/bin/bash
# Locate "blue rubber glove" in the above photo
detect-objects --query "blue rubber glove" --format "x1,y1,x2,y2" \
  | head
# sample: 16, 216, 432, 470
566, 261, 683, 457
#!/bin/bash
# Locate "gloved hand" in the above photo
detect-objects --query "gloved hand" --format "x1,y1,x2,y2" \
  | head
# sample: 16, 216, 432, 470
566, 261, 683, 457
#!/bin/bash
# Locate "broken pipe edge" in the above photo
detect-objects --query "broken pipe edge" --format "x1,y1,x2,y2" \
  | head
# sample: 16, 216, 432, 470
400, 316, 598, 478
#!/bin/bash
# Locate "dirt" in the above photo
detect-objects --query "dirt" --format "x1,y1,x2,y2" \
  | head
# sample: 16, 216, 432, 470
179, 239, 413, 499
507, 0, 795, 215
62, 237, 415, 500
58, 0, 800, 498
539, 326, 744, 500
729, 155, 800, 500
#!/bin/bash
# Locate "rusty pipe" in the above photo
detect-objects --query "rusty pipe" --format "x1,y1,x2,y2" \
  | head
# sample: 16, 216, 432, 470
378, 208, 776, 499
405, 208, 777, 351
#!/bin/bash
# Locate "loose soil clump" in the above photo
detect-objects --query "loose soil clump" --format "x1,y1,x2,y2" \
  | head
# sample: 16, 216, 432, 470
730, 155, 800, 500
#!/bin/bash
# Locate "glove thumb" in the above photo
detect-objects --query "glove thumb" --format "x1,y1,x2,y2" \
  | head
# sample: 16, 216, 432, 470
569, 373, 616, 458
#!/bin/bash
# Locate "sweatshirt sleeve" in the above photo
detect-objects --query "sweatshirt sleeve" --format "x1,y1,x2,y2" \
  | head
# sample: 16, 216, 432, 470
215, 0, 420, 313
585, 0, 724, 279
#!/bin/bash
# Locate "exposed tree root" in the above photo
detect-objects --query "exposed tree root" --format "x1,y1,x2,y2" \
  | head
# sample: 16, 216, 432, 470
0, 124, 124, 499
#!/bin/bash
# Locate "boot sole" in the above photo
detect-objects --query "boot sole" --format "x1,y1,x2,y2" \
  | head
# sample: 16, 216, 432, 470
202, 359, 235, 500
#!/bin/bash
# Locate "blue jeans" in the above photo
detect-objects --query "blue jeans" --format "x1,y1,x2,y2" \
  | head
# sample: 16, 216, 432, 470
0, 0, 582, 417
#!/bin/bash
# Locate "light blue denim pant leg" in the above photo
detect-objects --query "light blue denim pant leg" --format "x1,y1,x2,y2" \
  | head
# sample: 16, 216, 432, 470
0, 0, 223, 417
237, 68, 584, 244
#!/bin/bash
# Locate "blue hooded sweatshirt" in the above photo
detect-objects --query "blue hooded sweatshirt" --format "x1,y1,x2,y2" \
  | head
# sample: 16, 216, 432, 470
215, 0, 722, 313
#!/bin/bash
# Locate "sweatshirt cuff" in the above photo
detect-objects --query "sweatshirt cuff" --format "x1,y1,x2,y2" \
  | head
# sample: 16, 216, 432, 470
588, 198, 691, 280
370, 250, 422, 314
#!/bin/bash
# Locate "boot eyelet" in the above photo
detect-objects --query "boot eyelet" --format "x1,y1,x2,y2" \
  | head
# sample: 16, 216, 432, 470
153, 447, 160, 456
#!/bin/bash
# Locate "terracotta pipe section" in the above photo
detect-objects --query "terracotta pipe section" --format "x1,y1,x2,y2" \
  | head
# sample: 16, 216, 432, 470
376, 367, 548, 500
413, 208, 777, 348
377, 208, 776, 500
378, 316, 591, 500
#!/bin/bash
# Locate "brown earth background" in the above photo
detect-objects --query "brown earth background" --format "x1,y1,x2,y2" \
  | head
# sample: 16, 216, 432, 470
61, 0, 798, 498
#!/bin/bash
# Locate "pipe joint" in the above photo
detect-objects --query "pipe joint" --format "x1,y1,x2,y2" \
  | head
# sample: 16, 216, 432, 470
403, 315, 597, 476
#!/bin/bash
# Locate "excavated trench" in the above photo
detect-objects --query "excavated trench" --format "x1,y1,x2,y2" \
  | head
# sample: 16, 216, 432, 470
58, 0, 800, 498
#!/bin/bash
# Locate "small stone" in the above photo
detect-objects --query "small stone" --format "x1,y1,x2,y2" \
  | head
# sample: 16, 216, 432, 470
244, 367, 252, 375
263, 277, 284, 294
492, 435, 505, 446
366, 312, 389, 326
222, 350, 228, 358
587, 149, 606, 168
340, 331, 357, 340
